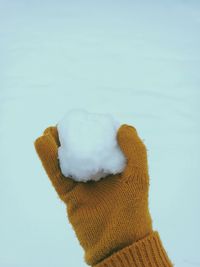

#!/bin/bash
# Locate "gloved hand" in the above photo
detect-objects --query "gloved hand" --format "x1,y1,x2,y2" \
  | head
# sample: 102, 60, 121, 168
34, 124, 172, 267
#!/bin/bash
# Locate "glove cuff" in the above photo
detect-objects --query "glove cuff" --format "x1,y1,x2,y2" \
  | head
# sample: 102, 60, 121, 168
93, 231, 173, 267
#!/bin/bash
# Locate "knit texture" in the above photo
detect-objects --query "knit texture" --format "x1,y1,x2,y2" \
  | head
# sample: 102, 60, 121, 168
34, 124, 173, 266
94, 231, 173, 267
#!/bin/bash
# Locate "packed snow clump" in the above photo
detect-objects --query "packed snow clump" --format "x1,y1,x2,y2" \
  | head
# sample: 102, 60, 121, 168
57, 109, 126, 182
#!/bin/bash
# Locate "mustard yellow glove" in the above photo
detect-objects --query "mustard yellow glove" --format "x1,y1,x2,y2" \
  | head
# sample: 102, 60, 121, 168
34, 124, 173, 267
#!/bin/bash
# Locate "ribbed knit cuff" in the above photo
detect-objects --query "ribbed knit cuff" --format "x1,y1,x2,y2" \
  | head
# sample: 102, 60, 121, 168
93, 231, 173, 267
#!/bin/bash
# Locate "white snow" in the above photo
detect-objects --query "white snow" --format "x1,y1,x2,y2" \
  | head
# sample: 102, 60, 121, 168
57, 109, 126, 182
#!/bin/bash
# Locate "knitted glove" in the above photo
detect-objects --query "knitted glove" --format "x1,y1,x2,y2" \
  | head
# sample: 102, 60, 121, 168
34, 124, 173, 267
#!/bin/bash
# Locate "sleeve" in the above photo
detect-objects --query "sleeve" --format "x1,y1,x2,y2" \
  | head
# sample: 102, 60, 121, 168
93, 231, 173, 267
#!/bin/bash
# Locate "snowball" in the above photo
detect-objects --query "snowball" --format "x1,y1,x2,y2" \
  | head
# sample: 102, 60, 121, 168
57, 109, 126, 182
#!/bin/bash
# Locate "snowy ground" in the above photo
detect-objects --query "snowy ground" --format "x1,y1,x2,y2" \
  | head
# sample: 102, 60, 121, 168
0, 1, 200, 266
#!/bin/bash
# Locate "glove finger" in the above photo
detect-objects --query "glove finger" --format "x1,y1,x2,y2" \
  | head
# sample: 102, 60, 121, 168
117, 124, 147, 170
43, 126, 60, 146
34, 133, 76, 199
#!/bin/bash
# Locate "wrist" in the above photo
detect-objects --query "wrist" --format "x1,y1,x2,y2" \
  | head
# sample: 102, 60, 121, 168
93, 231, 173, 267
83, 205, 153, 266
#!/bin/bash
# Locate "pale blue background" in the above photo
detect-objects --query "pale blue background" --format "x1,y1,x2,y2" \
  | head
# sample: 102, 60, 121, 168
0, 1, 200, 266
